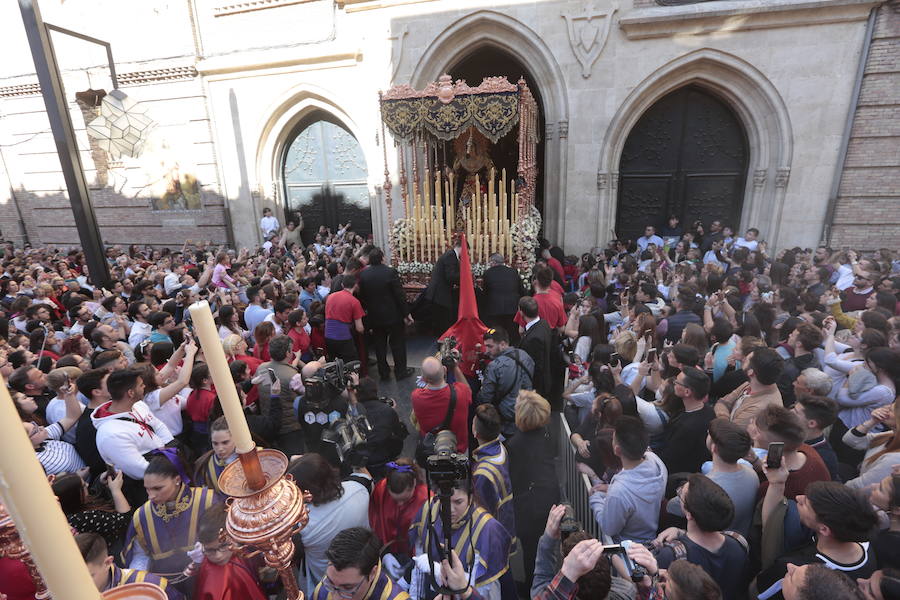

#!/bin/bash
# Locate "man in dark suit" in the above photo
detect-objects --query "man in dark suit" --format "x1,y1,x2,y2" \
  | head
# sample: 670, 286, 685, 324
358, 247, 414, 380
424, 239, 460, 335
517, 296, 552, 400
482, 253, 524, 344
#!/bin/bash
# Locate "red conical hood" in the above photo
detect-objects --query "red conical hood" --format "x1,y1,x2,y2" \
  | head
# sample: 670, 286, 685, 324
439, 234, 487, 377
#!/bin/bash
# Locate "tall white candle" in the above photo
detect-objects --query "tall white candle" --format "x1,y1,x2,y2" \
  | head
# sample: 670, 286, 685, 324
0, 380, 105, 600
188, 301, 255, 454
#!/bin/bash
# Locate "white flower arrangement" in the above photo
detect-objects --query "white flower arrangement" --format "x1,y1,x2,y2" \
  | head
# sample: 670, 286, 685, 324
396, 259, 491, 276
396, 261, 433, 275
390, 218, 415, 253
511, 205, 542, 281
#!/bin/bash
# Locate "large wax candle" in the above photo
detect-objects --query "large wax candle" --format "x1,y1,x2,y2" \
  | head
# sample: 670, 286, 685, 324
188, 301, 255, 453
0, 380, 104, 600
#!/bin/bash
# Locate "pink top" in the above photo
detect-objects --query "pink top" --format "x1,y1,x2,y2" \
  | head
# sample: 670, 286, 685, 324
212, 263, 234, 289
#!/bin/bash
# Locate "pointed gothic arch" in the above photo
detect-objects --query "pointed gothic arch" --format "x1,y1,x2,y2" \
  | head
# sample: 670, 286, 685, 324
253, 85, 382, 247
597, 48, 793, 247
410, 10, 570, 243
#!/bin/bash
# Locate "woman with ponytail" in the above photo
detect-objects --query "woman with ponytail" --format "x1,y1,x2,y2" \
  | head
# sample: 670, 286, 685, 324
123, 449, 218, 580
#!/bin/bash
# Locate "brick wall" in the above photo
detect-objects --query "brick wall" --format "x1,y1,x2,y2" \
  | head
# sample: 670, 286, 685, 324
0, 74, 230, 249
830, 2, 900, 251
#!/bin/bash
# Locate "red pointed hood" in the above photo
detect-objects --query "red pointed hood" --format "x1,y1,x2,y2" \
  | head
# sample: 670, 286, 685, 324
439, 234, 487, 377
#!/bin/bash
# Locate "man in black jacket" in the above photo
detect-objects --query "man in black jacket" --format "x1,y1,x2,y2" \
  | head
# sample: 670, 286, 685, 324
518, 296, 552, 400
482, 253, 524, 344
358, 247, 414, 380
424, 240, 460, 335
659, 366, 715, 475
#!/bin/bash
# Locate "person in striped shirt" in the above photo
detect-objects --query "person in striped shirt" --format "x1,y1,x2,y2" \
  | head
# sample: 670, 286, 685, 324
23, 373, 86, 476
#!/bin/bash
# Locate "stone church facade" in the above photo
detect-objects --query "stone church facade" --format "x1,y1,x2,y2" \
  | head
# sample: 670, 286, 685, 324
0, 0, 897, 253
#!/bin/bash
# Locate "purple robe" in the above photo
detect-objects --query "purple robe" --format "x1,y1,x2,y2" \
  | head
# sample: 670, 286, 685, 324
124, 486, 218, 578
471, 439, 516, 544
200, 454, 231, 494
312, 562, 409, 600
107, 565, 183, 600
409, 501, 511, 587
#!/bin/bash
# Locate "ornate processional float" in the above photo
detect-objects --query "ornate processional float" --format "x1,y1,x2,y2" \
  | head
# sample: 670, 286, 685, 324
378, 74, 541, 285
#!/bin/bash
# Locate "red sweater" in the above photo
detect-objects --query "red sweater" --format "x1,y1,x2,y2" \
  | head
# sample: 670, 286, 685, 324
368, 480, 430, 557
758, 444, 831, 500
411, 383, 472, 452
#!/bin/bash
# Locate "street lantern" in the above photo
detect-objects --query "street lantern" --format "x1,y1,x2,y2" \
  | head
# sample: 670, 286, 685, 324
86, 89, 156, 159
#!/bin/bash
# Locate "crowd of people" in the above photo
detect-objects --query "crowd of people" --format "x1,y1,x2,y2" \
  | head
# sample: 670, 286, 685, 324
0, 212, 899, 600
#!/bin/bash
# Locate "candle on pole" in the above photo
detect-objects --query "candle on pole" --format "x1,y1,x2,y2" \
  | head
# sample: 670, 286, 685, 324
0, 381, 108, 600
424, 170, 432, 262
448, 173, 455, 231
188, 300, 265, 490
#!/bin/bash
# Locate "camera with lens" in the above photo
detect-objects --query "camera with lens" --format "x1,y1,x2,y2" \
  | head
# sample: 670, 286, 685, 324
473, 343, 491, 375
438, 336, 459, 369
321, 414, 371, 468
602, 541, 648, 582
425, 430, 469, 488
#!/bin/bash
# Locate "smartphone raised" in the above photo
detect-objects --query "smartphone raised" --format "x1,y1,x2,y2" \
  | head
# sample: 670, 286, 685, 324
646, 348, 657, 363
766, 441, 785, 469
267, 367, 277, 384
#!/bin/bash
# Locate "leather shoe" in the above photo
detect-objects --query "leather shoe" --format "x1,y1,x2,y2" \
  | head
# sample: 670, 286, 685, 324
395, 367, 415, 380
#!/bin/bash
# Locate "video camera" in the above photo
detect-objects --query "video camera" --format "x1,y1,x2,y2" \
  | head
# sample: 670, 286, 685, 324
321, 414, 372, 468
438, 336, 458, 369
473, 342, 491, 376
302, 358, 360, 410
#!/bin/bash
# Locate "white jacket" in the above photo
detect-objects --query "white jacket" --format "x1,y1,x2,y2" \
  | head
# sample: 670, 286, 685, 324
91, 400, 173, 480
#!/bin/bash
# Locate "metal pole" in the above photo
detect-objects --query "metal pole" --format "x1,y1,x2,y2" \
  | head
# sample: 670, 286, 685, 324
19, 0, 111, 288
44, 24, 118, 89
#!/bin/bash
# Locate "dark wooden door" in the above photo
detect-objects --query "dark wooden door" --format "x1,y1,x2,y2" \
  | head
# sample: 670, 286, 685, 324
616, 85, 748, 243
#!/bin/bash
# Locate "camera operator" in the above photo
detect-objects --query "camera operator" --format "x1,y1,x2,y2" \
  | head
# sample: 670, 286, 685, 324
532, 504, 635, 599
296, 359, 351, 456
411, 356, 471, 453
475, 327, 534, 438
352, 376, 406, 478
409, 477, 511, 599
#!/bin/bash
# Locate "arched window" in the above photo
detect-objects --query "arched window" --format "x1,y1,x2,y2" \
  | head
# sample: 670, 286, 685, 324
282, 113, 370, 243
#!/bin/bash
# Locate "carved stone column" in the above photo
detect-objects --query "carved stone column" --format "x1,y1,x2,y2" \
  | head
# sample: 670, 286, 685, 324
770, 167, 791, 247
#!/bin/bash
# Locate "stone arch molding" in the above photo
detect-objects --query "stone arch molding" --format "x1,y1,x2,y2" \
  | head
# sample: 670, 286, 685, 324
254, 84, 376, 223
597, 48, 794, 247
409, 9, 571, 242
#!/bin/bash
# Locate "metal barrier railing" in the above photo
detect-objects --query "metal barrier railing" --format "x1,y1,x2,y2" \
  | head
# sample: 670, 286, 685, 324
557, 415, 602, 540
